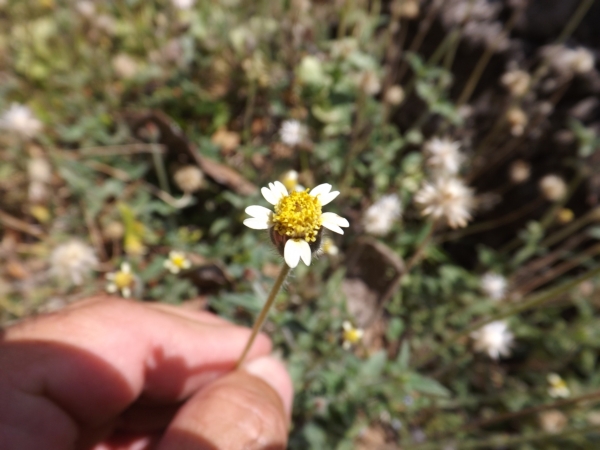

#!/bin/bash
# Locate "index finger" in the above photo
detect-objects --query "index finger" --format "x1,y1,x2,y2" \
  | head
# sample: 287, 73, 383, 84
0, 297, 271, 428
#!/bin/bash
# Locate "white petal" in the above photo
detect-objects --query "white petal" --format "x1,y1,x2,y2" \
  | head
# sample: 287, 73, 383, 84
273, 180, 289, 197
284, 239, 302, 268
309, 183, 332, 198
298, 240, 312, 266
261, 186, 279, 205
321, 212, 349, 234
243, 218, 270, 229
317, 190, 340, 206
245, 205, 272, 219
322, 222, 344, 234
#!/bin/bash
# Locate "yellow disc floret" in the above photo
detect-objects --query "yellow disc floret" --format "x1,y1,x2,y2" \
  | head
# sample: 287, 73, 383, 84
272, 190, 322, 242
114, 270, 134, 289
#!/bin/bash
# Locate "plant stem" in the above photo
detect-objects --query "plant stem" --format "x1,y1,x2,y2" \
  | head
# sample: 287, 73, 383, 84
151, 142, 171, 194
235, 263, 291, 369
242, 79, 257, 144
406, 220, 436, 271
456, 6, 520, 106
556, 0, 596, 44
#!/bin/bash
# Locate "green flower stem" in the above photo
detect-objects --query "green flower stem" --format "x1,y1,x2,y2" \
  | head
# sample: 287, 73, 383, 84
151, 142, 171, 195
462, 389, 600, 432
456, 6, 520, 106
540, 206, 598, 248
396, 0, 443, 82
436, 197, 545, 244
416, 264, 600, 369
235, 263, 291, 369
556, 0, 597, 44
516, 241, 600, 296
406, 220, 437, 271
242, 79, 257, 145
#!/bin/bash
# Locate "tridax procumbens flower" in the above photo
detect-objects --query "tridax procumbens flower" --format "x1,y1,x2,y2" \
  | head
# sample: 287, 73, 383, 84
164, 250, 191, 274
106, 262, 136, 298
243, 181, 349, 268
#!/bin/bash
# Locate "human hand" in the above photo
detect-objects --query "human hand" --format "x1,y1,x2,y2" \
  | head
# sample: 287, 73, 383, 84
0, 297, 293, 450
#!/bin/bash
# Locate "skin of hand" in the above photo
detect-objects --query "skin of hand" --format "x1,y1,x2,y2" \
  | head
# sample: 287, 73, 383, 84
0, 296, 293, 450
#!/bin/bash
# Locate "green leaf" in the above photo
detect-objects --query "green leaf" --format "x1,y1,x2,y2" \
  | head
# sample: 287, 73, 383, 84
406, 373, 451, 398
359, 350, 387, 379
397, 340, 410, 369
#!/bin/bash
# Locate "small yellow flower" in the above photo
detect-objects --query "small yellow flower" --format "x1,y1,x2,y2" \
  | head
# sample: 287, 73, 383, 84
280, 170, 305, 193
547, 373, 570, 398
321, 237, 339, 256
164, 251, 191, 274
244, 181, 349, 268
342, 321, 364, 350
557, 208, 574, 224
106, 262, 135, 298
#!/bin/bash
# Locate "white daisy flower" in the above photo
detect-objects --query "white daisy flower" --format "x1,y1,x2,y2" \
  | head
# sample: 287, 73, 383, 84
362, 194, 402, 236
50, 240, 98, 286
0, 103, 43, 138
342, 321, 364, 350
471, 320, 514, 360
279, 120, 306, 147
243, 181, 349, 268
106, 262, 136, 298
164, 251, 192, 274
414, 177, 473, 229
424, 138, 463, 175
481, 272, 508, 301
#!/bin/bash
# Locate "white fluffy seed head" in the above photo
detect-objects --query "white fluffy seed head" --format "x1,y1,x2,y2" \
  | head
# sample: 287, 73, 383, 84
362, 194, 402, 236
279, 120, 306, 147
28, 157, 52, 184
506, 106, 528, 136
0, 103, 43, 138
384, 85, 405, 105
171, 0, 195, 9
471, 320, 514, 359
509, 159, 531, 184
424, 138, 463, 176
539, 175, 567, 201
50, 240, 98, 286
112, 54, 139, 79
501, 69, 530, 97
481, 272, 508, 301
414, 177, 473, 229
174, 165, 204, 193
542, 45, 595, 77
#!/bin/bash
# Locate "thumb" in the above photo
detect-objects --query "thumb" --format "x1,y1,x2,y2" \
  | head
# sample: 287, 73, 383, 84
157, 356, 293, 450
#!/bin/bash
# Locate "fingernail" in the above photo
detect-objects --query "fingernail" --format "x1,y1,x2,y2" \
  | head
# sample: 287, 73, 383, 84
243, 355, 293, 417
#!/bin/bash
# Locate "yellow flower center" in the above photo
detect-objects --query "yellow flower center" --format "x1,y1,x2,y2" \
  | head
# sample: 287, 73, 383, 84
272, 190, 322, 242
170, 254, 187, 268
344, 328, 362, 344
114, 271, 134, 288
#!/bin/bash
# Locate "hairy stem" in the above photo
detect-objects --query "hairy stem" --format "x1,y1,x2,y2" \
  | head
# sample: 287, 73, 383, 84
235, 263, 291, 369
